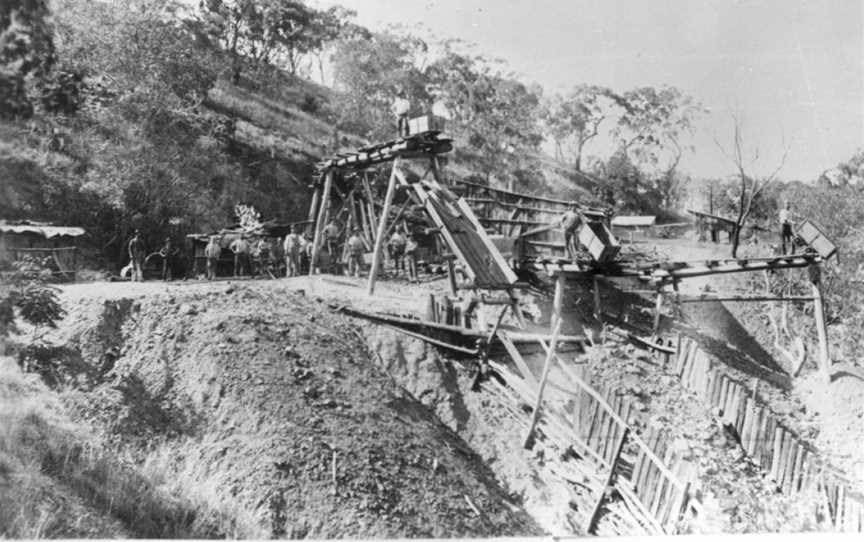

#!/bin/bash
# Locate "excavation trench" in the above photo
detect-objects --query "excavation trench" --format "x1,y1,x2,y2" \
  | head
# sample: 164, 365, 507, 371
355, 275, 845, 535
36, 276, 846, 537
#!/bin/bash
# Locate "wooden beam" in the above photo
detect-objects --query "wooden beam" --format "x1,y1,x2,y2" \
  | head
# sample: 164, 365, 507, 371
593, 275, 602, 320
678, 295, 815, 303
523, 319, 562, 449
552, 274, 565, 330
446, 257, 458, 295
309, 169, 334, 276
585, 427, 630, 534
812, 278, 830, 383
367, 159, 400, 295
380, 324, 478, 355
455, 197, 519, 284
497, 332, 539, 388
653, 289, 663, 333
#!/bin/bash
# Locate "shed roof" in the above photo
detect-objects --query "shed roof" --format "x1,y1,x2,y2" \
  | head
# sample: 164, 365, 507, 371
611, 215, 657, 227
0, 220, 85, 238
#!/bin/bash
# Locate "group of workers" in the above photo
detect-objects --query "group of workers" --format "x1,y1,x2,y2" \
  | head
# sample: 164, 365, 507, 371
126, 230, 177, 282
328, 220, 420, 281
201, 225, 315, 280
193, 221, 420, 282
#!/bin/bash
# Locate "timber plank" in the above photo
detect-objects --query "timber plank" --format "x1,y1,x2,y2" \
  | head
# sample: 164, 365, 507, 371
740, 399, 754, 453
769, 426, 783, 481
776, 430, 791, 487
761, 416, 775, 470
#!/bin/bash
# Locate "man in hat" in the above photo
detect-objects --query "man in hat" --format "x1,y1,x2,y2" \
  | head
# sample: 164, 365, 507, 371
779, 200, 795, 254
159, 237, 177, 281
229, 234, 251, 277
323, 219, 341, 259
283, 225, 302, 277
204, 235, 222, 280
405, 232, 419, 283
561, 202, 584, 261
128, 230, 146, 282
388, 228, 407, 275
392, 90, 410, 137
346, 228, 365, 278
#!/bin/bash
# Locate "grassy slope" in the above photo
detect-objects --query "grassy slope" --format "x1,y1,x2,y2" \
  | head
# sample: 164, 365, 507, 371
0, 356, 259, 538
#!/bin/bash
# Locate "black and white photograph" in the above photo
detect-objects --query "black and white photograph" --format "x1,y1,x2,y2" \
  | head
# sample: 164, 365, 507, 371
0, 0, 861, 538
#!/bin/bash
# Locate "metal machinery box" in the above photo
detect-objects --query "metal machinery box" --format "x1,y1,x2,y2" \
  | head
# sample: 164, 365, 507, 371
796, 220, 837, 260
578, 219, 621, 264
408, 115, 445, 135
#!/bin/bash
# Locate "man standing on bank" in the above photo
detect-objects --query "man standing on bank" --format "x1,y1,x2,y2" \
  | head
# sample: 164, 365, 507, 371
229, 234, 251, 277
204, 236, 221, 280
779, 201, 794, 255
128, 230, 146, 282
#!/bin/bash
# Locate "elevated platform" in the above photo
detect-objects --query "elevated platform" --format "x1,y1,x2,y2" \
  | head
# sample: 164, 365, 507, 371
316, 131, 451, 172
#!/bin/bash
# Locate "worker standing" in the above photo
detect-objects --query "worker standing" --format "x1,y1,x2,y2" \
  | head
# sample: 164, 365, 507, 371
561, 202, 583, 261
283, 225, 302, 277
779, 201, 794, 254
254, 237, 271, 276
229, 234, 251, 277
159, 237, 176, 281
128, 230, 146, 282
204, 235, 221, 280
323, 219, 341, 259
405, 233, 419, 283
301, 233, 313, 274
271, 235, 284, 277
388, 228, 407, 275
346, 228, 365, 278
392, 91, 410, 137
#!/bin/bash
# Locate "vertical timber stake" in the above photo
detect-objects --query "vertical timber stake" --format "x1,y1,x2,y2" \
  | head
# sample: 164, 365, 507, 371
309, 169, 333, 276
593, 275, 602, 320
446, 256, 458, 295
653, 284, 664, 333
522, 319, 562, 449
367, 159, 400, 295
552, 274, 565, 330
811, 266, 830, 383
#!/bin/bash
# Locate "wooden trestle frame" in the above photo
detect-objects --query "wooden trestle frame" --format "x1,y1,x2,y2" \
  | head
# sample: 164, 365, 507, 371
576, 254, 833, 383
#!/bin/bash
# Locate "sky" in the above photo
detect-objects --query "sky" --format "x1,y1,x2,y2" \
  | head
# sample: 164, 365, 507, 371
321, 0, 863, 181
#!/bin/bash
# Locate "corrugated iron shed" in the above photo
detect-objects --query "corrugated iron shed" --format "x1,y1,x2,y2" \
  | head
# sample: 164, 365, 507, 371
0, 220, 85, 238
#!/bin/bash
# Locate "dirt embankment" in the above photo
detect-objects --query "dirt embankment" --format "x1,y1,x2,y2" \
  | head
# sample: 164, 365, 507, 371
49, 282, 540, 538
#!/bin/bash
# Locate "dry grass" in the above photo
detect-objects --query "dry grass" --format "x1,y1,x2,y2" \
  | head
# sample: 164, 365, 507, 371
0, 357, 263, 538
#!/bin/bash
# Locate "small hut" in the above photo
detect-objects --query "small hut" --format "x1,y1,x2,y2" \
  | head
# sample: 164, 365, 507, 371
0, 220, 85, 280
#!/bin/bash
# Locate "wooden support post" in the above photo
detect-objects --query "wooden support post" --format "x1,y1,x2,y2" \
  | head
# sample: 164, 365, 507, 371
593, 275, 602, 321
509, 290, 527, 329
585, 427, 630, 534
446, 256, 458, 296
307, 183, 321, 226
367, 159, 400, 295
522, 319, 562, 449
309, 170, 333, 276
552, 274, 565, 330
672, 279, 681, 320
653, 286, 664, 333
498, 332, 539, 388
812, 278, 830, 383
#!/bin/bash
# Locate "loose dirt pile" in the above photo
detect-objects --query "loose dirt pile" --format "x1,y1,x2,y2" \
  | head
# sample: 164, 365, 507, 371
54, 282, 540, 538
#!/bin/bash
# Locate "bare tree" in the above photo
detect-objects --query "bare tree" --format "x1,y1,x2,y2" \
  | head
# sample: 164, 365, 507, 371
715, 113, 789, 258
